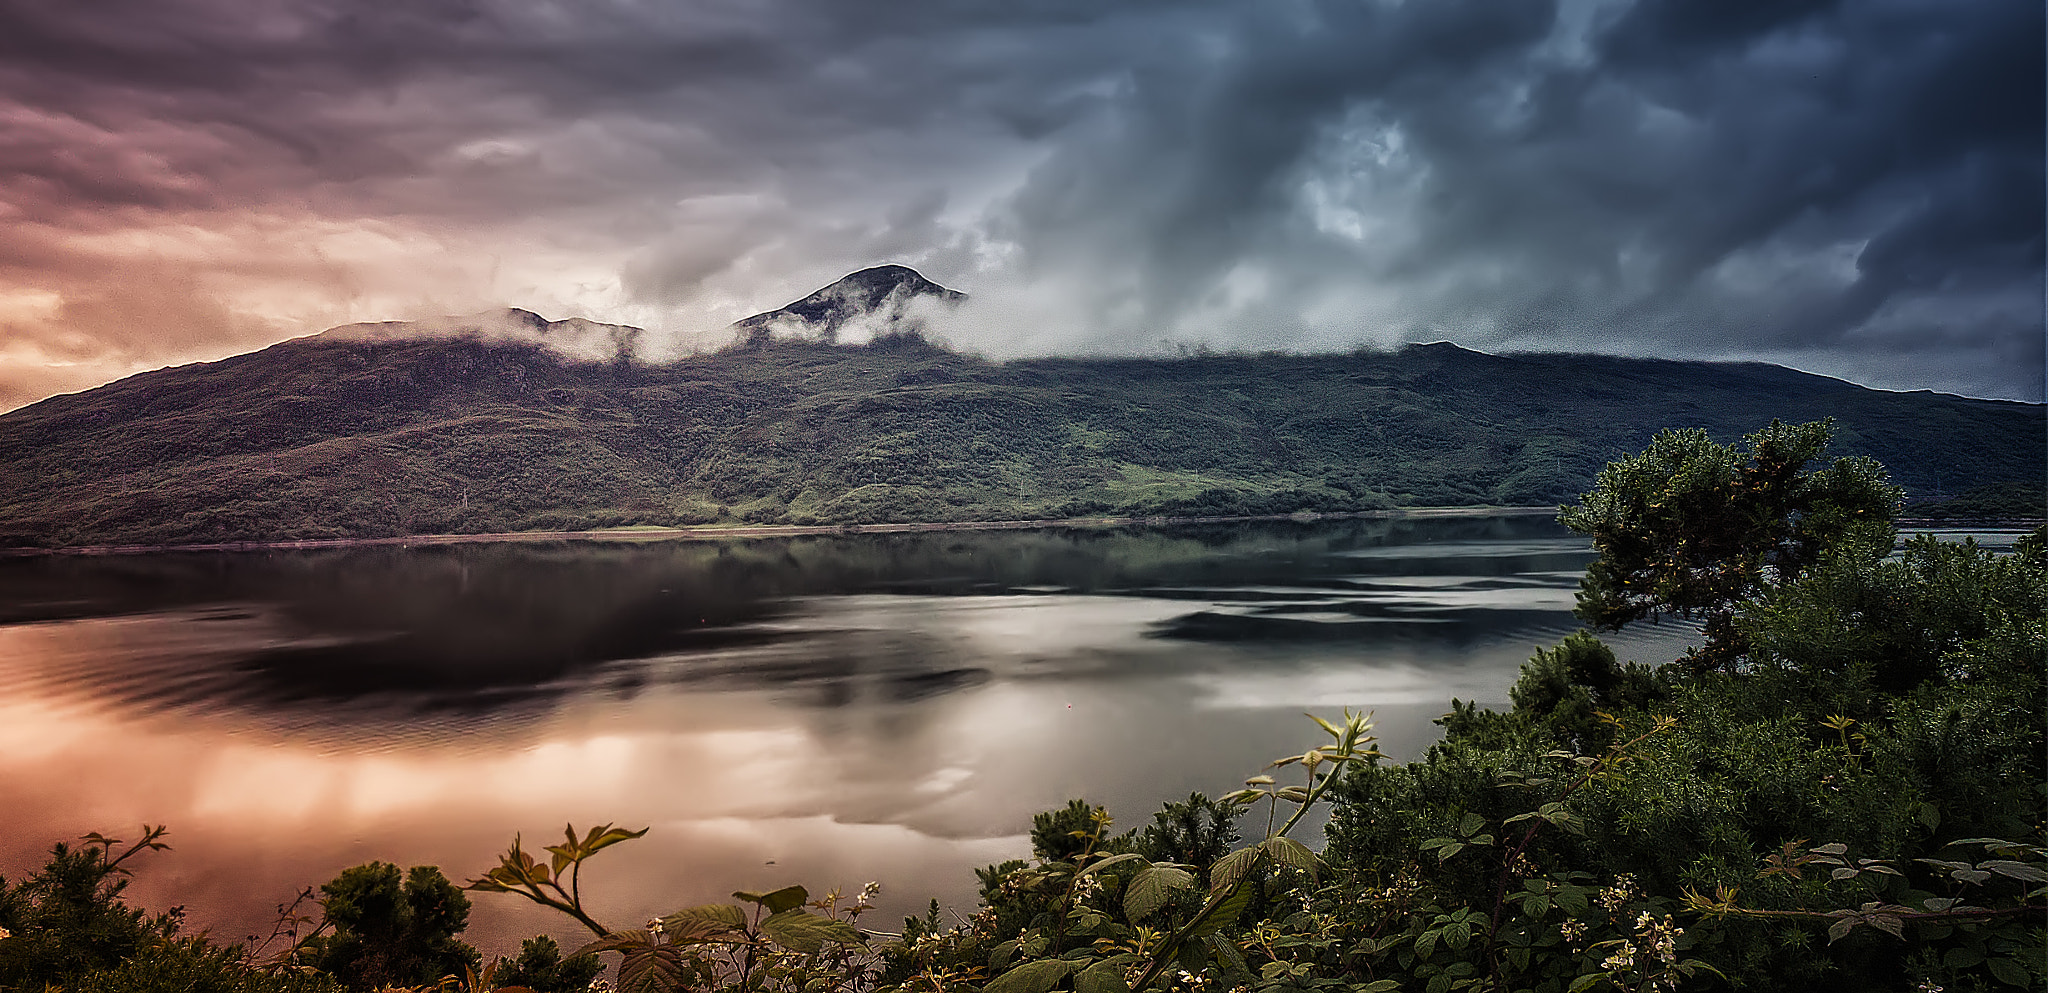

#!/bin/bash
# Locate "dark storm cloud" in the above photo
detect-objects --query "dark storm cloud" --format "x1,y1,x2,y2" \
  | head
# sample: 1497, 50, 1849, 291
0, 0, 2038, 407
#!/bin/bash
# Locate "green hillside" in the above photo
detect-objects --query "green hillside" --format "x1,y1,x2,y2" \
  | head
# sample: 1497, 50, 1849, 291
0, 333, 2039, 548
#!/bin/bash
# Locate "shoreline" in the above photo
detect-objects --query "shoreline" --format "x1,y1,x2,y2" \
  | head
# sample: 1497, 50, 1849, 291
0, 505, 1561, 558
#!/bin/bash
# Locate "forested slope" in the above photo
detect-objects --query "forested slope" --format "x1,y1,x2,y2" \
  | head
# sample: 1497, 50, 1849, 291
0, 332, 2039, 547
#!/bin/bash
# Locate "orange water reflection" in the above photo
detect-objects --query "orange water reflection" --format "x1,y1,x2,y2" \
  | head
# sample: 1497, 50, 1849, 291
2, 519, 1679, 959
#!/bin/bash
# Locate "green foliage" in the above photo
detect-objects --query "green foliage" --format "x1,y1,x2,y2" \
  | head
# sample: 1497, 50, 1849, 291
0, 826, 178, 990
299, 862, 481, 990
69, 937, 345, 993
491, 936, 602, 993
1507, 631, 1661, 748
1134, 794, 1245, 879
1559, 419, 1901, 671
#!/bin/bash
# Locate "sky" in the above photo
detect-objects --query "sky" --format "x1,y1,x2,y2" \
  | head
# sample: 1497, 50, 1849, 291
0, 0, 2041, 410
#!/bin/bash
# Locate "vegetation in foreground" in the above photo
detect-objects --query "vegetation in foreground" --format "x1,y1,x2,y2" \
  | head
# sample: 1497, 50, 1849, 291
0, 420, 2040, 992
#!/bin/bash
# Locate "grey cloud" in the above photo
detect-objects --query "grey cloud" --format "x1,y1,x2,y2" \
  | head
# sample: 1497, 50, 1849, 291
0, 0, 2037, 407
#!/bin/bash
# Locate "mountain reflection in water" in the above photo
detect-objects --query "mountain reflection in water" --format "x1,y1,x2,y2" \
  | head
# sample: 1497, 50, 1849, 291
0, 515, 1703, 956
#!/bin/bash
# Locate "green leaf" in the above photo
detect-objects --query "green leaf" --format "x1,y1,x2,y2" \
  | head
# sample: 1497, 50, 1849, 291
1568, 973, 1608, 993
1124, 866, 1195, 922
734, 885, 809, 914
1209, 847, 1264, 898
616, 946, 686, 993
1945, 946, 1985, 969
1437, 843, 1466, 862
985, 958, 1087, 993
1189, 884, 1254, 938
571, 930, 658, 959
1078, 852, 1146, 878
1980, 860, 2048, 883
1555, 888, 1590, 918
1443, 922, 1472, 953
1076, 958, 1135, 993
759, 909, 864, 953
1205, 934, 1253, 984
1986, 956, 2031, 988
1261, 836, 1321, 876
657, 903, 747, 942
1458, 813, 1485, 837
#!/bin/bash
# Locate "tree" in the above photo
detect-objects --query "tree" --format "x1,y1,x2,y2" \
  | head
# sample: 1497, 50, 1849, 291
1558, 419, 1899, 671
0, 827, 177, 989
300, 862, 480, 990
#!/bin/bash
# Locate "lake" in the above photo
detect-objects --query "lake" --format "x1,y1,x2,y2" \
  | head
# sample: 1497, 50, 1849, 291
4, 511, 1897, 957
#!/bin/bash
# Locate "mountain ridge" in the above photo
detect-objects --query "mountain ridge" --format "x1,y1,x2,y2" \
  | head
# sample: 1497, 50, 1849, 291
0, 312, 2037, 547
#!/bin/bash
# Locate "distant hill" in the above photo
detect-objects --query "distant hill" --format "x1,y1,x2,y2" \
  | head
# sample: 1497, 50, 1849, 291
0, 299, 2039, 548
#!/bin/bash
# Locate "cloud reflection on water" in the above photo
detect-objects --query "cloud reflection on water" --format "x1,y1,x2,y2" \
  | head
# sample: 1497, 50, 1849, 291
0, 515, 1699, 957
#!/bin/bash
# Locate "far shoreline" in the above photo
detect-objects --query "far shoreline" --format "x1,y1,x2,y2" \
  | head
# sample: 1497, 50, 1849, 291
0, 506, 1563, 558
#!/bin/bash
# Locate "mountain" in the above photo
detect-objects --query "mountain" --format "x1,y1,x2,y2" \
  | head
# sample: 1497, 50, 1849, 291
318, 307, 644, 364
731, 265, 965, 345
0, 291, 2040, 548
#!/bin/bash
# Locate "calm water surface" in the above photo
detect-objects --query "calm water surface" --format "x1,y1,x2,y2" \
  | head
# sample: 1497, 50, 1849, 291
0, 515, 1752, 953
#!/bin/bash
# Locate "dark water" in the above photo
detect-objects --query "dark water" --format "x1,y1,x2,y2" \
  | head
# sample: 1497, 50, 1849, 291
1, 515, 1715, 955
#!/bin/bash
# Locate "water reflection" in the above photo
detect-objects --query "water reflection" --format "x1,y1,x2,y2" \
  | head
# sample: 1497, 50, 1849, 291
0, 515, 1702, 956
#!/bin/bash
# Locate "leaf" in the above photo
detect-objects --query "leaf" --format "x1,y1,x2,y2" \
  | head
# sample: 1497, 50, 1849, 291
760, 909, 864, 954
1437, 843, 1466, 862
1209, 847, 1264, 898
572, 930, 658, 959
1205, 935, 1253, 983
1826, 917, 1856, 943
733, 885, 809, 914
1076, 958, 1135, 993
1078, 853, 1146, 878
1866, 914, 1903, 940
1810, 843, 1848, 856
1443, 922, 1472, 953
1261, 836, 1322, 876
657, 904, 747, 942
1458, 813, 1485, 837
616, 946, 686, 993
1980, 860, 2048, 883
985, 959, 1087, 993
1189, 884, 1254, 938
1567, 973, 1608, 993
1987, 956, 2031, 988
1124, 866, 1195, 922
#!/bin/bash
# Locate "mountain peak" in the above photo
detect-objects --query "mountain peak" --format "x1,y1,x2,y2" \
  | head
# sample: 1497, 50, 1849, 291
733, 265, 966, 346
